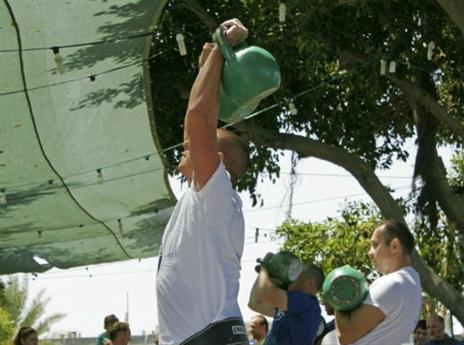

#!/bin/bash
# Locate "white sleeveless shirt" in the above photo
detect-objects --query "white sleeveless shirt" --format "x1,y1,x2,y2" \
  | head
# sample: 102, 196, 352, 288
156, 162, 245, 345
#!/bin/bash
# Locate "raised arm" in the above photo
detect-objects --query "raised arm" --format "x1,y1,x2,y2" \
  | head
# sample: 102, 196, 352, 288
184, 43, 222, 191
248, 266, 288, 318
184, 19, 248, 191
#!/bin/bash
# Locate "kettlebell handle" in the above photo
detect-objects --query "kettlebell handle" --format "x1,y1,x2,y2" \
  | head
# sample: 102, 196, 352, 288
212, 26, 237, 62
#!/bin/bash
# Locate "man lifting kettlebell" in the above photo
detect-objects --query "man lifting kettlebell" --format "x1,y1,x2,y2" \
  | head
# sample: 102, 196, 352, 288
248, 251, 324, 345
323, 220, 422, 345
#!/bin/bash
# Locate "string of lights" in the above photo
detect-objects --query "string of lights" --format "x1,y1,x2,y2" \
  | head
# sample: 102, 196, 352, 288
2, 57, 376, 197
0, 182, 410, 243
1, 15, 442, 195
0, 31, 157, 53
0, 50, 166, 97
1, 4, 447, 267
27, 248, 282, 281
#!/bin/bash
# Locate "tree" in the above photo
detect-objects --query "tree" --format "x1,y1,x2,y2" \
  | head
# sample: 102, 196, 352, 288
276, 200, 464, 310
0, 276, 65, 335
148, 0, 464, 322
277, 202, 377, 280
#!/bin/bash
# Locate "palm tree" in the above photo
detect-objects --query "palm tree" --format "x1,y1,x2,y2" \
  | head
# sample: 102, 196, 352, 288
1, 276, 65, 335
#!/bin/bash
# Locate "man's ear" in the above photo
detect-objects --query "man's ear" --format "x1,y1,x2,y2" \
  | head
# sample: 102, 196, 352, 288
390, 238, 400, 253
218, 151, 224, 160
304, 278, 315, 293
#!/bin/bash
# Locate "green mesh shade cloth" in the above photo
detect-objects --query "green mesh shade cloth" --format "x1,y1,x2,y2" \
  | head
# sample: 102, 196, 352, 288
0, 0, 175, 274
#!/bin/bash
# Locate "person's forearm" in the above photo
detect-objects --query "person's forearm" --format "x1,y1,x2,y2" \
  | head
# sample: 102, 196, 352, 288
248, 276, 262, 310
186, 46, 223, 126
335, 310, 359, 345
248, 272, 278, 317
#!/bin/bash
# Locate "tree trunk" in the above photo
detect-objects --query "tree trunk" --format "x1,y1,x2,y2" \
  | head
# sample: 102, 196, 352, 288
237, 123, 464, 324
388, 75, 464, 143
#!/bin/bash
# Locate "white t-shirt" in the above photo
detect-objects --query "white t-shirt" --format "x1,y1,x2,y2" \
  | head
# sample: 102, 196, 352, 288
156, 162, 244, 345
353, 266, 422, 345
321, 330, 338, 345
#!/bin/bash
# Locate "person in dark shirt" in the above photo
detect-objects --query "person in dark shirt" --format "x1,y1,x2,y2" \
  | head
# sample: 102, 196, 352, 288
426, 315, 463, 345
248, 258, 324, 345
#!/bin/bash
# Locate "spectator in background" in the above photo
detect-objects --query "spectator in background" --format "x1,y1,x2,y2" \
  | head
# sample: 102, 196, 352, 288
426, 315, 462, 345
14, 326, 38, 345
108, 322, 131, 345
249, 314, 268, 345
96, 314, 119, 345
414, 319, 428, 345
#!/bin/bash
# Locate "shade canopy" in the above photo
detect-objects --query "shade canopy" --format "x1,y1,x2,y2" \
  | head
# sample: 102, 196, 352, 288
0, 0, 176, 274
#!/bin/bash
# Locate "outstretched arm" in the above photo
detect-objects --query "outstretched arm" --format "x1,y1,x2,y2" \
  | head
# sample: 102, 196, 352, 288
184, 43, 222, 191
184, 19, 248, 191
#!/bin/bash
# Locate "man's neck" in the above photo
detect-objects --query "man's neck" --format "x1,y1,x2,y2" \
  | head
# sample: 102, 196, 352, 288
436, 333, 448, 341
385, 256, 412, 274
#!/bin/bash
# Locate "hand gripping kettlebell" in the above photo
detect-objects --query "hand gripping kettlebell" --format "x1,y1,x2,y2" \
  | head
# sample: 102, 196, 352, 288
322, 265, 369, 312
255, 251, 302, 290
212, 27, 281, 123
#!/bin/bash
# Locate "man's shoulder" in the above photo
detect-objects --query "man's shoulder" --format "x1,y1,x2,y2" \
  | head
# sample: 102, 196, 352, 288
288, 290, 318, 302
287, 291, 320, 315
425, 339, 461, 345
95, 332, 108, 345
96, 332, 107, 339
373, 267, 419, 288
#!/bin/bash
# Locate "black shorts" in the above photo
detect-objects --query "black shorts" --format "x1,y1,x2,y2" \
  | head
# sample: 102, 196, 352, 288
180, 317, 249, 345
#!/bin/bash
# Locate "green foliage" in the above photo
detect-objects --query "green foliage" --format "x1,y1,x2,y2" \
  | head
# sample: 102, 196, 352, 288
149, 0, 463, 203
414, 215, 464, 293
277, 200, 464, 292
276, 202, 379, 281
449, 150, 464, 194
146, 0, 464, 318
0, 307, 15, 345
1, 276, 65, 335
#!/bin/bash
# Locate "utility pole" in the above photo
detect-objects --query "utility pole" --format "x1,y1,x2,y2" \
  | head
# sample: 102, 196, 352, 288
125, 291, 129, 323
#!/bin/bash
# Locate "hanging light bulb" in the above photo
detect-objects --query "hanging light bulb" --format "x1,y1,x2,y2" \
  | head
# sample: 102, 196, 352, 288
279, 3, 287, 23
176, 33, 187, 56
289, 101, 298, 115
0, 189, 7, 206
96, 169, 104, 184
389, 61, 397, 74
379, 59, 387, 75
427, 41, 436, 61
51, 47, 66, 75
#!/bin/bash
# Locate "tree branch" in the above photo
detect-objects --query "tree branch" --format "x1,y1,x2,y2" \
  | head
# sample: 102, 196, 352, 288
181, 0, 217, 30
437, 0, 464, 36
235, 122, 464, 323
388, 75, 464, 142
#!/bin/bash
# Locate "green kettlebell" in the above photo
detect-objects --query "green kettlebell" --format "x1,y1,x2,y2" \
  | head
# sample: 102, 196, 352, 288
322, 265, 369, 312
256, 251, 302, 290
212, 27, 281, 123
